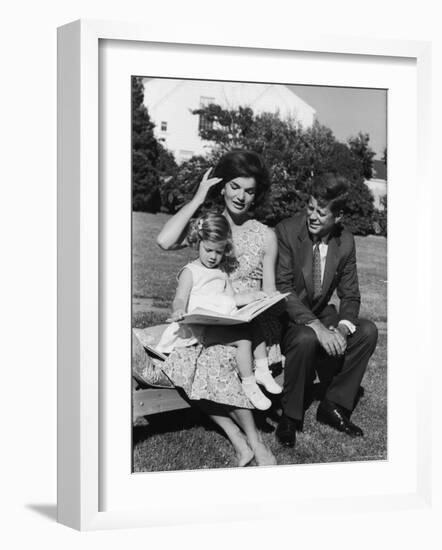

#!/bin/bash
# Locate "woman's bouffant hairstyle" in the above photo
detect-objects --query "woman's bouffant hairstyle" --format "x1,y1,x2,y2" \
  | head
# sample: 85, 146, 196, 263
208, 150, 271, 208
307, 172, 350, 216
187, 212, 236, 269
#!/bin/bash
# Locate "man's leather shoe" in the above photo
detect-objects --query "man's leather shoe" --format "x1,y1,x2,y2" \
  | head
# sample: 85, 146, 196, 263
316, 400, 364, 437
275, 414, 297, 447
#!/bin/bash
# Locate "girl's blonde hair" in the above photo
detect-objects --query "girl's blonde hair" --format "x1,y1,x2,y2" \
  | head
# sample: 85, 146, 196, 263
187, 212, 236, 270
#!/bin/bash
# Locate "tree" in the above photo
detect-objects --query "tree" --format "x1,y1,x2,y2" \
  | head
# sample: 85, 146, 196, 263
171, 104, 376, 234
192, 104, 255, 151
159, 156, 211, 213
347, 132, 376, 180
132, 77, 177, 212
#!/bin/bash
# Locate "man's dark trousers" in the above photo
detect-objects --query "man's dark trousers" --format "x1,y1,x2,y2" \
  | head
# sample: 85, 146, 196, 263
281, 305, 378, 422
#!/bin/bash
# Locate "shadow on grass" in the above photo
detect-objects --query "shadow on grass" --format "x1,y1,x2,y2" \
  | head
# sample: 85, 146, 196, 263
133, 405, 217, 446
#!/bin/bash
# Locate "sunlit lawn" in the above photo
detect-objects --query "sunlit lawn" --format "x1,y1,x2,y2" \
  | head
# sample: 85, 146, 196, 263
133, 212, 387, 471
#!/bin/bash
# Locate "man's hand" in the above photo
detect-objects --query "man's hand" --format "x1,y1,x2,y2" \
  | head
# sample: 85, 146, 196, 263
330, 325, 348, 354
308, 320, 346, 356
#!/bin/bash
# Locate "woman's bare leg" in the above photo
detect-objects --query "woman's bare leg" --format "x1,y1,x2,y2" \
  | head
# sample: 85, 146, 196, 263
196, 401, 253, 467
230, 408, 277, 466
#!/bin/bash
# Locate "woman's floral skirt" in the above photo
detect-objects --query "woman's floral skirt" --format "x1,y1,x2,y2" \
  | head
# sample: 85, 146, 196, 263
162, 344, 254, 409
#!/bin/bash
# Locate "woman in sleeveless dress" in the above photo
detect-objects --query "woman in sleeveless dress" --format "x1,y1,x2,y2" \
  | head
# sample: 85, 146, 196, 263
157, 150, 282, 467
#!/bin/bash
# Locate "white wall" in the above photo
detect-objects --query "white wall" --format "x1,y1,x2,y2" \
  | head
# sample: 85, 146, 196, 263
2, 1, 441, 548
365, 178, 387, 209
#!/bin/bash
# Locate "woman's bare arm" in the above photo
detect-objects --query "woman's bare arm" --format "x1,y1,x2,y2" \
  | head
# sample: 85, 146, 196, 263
156, 196, 203, 250
156, 169, 222, 250
261, 228, 278, 295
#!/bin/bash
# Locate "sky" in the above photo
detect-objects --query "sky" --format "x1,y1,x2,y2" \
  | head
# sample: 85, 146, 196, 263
289, 85, 387, 159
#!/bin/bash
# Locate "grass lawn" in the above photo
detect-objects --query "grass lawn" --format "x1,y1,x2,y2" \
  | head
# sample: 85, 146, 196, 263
132, 212, 387, 471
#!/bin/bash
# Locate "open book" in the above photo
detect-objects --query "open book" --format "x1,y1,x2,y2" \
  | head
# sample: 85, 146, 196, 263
180, 292, 289, 326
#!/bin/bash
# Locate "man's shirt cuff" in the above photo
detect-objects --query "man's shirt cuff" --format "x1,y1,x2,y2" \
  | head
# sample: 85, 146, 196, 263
338, 320, 356, 334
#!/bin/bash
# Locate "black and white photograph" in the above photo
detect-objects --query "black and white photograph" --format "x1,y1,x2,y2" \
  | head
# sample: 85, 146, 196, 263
131, 76, 387, 472
4, 0, 439, 541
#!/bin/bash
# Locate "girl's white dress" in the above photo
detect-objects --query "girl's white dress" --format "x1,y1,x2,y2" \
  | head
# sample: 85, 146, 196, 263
156, 261, 237, 354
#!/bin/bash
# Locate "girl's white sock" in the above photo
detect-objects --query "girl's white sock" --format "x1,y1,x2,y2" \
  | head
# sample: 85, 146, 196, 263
242, 374, 257, 385
254, 357, 269, 370
254, 359, 283, 395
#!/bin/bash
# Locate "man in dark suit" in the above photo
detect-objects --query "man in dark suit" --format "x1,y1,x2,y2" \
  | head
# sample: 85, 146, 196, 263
274, 173, 378, 448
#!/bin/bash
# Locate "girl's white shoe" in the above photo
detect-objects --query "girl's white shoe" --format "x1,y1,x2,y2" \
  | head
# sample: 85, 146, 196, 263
255, 368, 283, 395
241, 378, 272, 410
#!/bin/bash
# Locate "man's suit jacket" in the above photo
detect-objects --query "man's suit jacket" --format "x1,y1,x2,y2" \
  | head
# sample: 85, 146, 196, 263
275, 213, 361, 326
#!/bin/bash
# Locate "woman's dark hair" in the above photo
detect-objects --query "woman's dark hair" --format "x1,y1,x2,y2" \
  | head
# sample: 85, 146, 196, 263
307, 172, 349, 216
208, 150, 271, 208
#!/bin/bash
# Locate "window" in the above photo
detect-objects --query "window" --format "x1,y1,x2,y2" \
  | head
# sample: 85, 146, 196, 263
198, 96, 215, 133
161, 121, 167, 132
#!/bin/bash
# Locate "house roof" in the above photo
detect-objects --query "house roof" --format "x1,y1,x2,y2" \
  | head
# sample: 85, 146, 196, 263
143, 78, 316, 121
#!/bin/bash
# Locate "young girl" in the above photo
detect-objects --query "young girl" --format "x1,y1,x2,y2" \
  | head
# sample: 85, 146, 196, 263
156, 212, 282, 410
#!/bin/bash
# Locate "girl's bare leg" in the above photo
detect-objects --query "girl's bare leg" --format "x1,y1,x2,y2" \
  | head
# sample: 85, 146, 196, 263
253, 341, 268, 361
235, 340, 271, 410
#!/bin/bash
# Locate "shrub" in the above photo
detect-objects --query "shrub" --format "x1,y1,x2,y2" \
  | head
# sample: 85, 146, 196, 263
162, 104, 377, 234
373, 195, 387, 237
132, 77, 177, 212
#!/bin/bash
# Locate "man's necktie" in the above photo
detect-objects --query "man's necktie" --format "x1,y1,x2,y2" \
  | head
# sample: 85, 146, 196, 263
313, 242, 322, 300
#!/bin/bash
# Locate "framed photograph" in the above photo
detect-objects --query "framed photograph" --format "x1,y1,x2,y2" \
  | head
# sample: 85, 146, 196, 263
57, 19, 432, 530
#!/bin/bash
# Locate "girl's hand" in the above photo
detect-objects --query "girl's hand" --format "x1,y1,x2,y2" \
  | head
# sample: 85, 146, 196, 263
194, 168, 222, 204
251, 290, 268, 301
166, 309, 186, 323
234, 290, 267, 307
264, 290, 281, 298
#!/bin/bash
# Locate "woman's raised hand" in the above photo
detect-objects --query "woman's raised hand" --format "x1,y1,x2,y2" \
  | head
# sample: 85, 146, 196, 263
157, 168, 222, 250
194, 168, 223, 204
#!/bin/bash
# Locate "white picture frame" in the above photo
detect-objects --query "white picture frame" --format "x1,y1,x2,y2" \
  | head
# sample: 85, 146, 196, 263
57, 19, 432, 531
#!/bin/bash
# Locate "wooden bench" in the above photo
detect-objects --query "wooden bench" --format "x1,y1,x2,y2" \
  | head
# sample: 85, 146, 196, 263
133, 384, 191, 418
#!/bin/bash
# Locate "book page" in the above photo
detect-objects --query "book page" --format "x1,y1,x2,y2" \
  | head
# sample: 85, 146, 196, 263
236, 292, 289, 319
181, 292, 288, 325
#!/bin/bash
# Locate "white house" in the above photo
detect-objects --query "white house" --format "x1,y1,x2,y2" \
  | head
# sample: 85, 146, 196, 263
365, 160, 387, 209
143, 78, 316, 164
